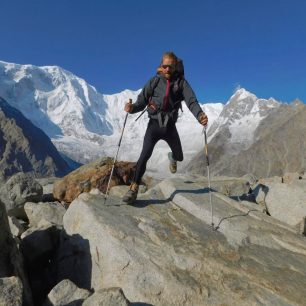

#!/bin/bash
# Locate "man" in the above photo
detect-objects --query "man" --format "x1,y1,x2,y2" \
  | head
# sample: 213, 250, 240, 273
123, 51, 208, 204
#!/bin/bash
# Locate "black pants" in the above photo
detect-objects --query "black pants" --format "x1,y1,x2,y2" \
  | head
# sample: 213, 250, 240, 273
133, 119, 184, 184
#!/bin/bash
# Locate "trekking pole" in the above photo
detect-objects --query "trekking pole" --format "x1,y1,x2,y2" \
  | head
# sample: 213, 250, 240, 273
135, 106, 148, 122
104, 99, 132, 203
203, 125, 214, 230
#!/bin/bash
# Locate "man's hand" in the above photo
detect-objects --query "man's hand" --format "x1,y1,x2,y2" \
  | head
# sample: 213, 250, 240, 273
124, 100, 133, 113
198, 112, 208, 126
148, 100, 157, 111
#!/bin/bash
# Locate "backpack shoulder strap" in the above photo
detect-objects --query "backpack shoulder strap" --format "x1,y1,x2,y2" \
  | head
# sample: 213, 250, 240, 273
173, 77, 185, 112
148, 76, 160, 99
178, 77, 185, 92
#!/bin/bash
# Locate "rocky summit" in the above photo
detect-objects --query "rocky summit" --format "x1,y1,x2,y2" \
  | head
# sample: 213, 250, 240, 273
1, 171, 306, 305
58, 175, 306, 306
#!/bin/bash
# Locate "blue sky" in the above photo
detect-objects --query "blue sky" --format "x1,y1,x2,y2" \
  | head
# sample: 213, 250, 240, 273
0, 0, 305, 103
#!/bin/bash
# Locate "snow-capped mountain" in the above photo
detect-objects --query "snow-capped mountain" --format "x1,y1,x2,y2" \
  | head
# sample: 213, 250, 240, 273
186, 88, 284, 176
208, 88, 280, 153
0, 61, 223, 177
0, 61, 112, 140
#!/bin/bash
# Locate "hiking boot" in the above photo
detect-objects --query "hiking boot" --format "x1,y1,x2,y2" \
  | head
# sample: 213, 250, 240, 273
168, 152, 177, 173
122, 182, 139, 204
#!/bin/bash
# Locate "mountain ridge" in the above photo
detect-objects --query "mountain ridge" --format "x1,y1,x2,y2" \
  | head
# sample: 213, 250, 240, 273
0, 96, 71, 181
187, 101, 306, 177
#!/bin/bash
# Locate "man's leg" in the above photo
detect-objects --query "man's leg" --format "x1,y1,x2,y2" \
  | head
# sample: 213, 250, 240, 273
163, 123, 183, 173
123, 120, 160, 203
133, 120, 160, 184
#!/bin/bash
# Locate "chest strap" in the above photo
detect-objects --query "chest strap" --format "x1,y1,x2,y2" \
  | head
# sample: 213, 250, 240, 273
150, 109, 177, 128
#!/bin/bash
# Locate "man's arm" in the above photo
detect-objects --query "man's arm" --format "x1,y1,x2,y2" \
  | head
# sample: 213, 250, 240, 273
129, 77, 156, 114
182, 79, 208, 125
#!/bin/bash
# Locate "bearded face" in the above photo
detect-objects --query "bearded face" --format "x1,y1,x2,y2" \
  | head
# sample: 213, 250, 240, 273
161, 56, 176, 79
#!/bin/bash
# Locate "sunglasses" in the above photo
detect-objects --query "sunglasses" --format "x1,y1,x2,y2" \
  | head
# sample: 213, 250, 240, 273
161, 64, 175, 70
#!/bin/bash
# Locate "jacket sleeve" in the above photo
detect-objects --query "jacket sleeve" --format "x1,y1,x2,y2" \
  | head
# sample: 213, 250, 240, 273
182, 79, 204, 121
130, 77, 156, 114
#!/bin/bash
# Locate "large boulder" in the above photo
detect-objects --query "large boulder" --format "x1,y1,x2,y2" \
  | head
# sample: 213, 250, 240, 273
0, 172, 43, 219
44, 279, 91, 306
0, 200, 32, 305
24, 201, 66, 228
53, 157, 135, 203
59, 176, 306, 306
256, 178, 306, 227
20, 200, 65, 305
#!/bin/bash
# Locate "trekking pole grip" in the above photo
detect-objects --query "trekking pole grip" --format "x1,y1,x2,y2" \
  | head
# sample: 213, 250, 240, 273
123, 99, 132, 124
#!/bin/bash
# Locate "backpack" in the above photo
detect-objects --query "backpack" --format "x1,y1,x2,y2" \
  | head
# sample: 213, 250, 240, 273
176, 58, 185, 78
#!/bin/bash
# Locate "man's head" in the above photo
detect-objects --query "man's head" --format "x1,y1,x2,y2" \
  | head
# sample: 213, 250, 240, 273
158, 51, 178, 79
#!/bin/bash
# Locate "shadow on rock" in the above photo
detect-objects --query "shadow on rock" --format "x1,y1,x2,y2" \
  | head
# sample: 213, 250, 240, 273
134, 187, 213, 208
20, 226, 62, 306
55, 232, 92, 291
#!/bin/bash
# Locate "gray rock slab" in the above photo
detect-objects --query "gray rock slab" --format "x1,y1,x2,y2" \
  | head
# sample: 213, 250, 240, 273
262, 180, 306, 227
0, 201, 33, 306
61, 178, 306, 306
0, 276, 23, 306
24, 201, 66, 228
82, 287, 130, 306
44, 279, 91, 306
0, 172, 43, 219
161, 176, 299, 234
186, 174, 251, 197
160, 177, 266, 247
